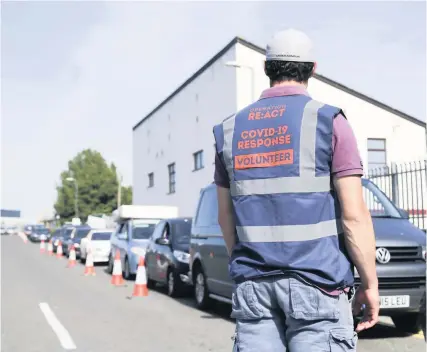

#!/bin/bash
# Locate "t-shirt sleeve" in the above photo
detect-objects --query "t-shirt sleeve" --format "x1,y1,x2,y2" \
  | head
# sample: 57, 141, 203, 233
332, 114, 364, 178
214, 152, 230, 188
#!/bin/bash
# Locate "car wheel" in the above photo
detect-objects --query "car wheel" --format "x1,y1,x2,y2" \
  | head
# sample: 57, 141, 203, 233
146, 266, 156, 289
194, 266, 212, 310
392, 313, 420, 333
107, 253, 114, 274
167, 269, 184, 298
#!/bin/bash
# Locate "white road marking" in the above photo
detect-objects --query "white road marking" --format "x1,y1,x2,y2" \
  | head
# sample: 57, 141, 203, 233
39, 302, 77, 350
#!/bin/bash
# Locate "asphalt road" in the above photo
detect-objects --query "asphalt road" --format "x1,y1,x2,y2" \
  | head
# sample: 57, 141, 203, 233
1, 235, 425, 352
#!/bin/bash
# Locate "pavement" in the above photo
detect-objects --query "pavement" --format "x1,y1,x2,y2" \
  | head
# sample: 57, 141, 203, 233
1, 235, 425, 352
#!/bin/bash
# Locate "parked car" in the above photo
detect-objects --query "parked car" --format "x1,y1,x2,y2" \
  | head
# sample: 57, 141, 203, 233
2, 225, 18, 235
189, 180, 427, 334
24, 225, 34, 237
52, 226, 74, 252
64, 225, 91, 258
29, 225, 50, 242
50, 228, 60, 247
80, 229, 114, 264
145, 217, 192, 297
3, 226, 18, 235
108, 205, 179, 280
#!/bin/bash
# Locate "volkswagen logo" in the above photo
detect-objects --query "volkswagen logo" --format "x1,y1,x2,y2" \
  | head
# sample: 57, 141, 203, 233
376, 247, 391, 264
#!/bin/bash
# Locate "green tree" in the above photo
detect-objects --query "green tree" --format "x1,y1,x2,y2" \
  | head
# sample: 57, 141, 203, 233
54, 149, 132, 223
121, 185, 133, 205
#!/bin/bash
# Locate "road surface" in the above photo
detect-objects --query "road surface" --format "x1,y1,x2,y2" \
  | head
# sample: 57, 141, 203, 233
1, 235, 425, 351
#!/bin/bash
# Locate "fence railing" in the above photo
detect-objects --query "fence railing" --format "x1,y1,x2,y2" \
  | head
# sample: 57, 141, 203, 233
366, 160, 427, 231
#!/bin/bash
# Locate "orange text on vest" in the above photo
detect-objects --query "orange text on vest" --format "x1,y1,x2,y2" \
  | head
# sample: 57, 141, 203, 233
235, 150, 294, 170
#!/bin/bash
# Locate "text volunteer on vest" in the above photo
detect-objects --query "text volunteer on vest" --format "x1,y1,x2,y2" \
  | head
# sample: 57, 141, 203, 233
213, 29, 380, 351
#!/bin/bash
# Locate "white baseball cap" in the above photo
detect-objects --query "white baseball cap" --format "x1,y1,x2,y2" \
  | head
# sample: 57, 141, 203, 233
266, 29, 315, 63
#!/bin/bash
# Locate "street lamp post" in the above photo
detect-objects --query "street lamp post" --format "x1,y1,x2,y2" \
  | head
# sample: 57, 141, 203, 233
225, 61, 255, 102
66, 177, 79, 219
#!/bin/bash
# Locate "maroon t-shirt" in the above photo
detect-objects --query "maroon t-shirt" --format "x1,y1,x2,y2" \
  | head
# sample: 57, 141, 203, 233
214, 85, 364, 295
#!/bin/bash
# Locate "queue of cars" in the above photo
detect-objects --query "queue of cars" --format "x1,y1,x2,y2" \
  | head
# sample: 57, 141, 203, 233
22, 224, 51, 242
23, 178, 427, 336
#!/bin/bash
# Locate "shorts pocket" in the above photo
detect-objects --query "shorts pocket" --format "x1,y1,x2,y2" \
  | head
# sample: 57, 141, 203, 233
329, 328, 358, 351
289, 278, 340, 321
231, 281, 264, 321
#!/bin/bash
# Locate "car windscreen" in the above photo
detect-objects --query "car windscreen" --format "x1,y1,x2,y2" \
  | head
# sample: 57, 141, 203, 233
74, 228, 91, 239
171, 221, 192, 242
92, 232, 112, 241
63, 228, 73, 238
362, 179, 401, 218
132, 224, 157, 240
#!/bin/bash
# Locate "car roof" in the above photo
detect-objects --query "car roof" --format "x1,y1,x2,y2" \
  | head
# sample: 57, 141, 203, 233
202, 183, 217, 191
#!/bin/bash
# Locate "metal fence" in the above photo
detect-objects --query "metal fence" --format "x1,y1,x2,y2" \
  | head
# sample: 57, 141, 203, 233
366, 160, 427, 231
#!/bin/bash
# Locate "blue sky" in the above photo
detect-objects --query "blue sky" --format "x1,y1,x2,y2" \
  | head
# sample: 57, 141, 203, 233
1, 1, 425, 220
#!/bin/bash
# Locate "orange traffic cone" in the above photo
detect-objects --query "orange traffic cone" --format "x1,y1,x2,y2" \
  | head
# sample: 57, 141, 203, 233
132, 256, 149, 297
40, 239, 45, 253
111, 249, 124, 286
19, 232, 28, 244
84, 248, 96, 276
56, 241, 63, 258
67, 245, 77, 268
47, 240, 53, 255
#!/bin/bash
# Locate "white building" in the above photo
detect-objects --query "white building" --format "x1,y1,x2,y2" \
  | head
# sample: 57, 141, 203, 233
132, 37, 427, 218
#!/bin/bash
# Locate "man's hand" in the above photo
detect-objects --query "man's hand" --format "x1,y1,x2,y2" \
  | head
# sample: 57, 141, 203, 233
352, 286, 380, 332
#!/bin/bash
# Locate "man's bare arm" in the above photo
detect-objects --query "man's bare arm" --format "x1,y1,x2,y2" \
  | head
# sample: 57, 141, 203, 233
334, 176, 378, 289
217, 186, 236, 256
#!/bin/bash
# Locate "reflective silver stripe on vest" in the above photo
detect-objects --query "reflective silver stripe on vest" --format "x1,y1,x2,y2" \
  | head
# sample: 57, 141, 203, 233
222, 100, 331, 196
236, 219, 342, 243
222, 115, 236, 181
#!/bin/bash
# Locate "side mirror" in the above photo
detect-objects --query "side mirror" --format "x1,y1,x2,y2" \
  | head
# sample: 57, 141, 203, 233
398, 208, 410, 219
155, 237, 170, 246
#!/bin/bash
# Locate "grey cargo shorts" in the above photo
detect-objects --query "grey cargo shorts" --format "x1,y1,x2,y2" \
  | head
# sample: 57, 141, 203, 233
231, 276, 357, 351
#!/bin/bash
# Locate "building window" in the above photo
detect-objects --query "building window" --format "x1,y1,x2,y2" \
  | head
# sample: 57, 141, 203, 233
367, 138, 387, 171
193, 150, 204, 171
148, 173, 154, 188
168, 163, 176, 194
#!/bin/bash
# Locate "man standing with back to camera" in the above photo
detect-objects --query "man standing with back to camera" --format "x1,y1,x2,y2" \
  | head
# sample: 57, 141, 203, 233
213, 29, 380, 351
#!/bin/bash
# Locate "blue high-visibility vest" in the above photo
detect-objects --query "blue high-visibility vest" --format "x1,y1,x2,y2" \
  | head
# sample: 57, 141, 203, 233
213, 94, 354, 290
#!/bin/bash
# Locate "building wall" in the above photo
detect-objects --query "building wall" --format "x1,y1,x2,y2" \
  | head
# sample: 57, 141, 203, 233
235, 43, 270, 110
133, 46, 238, 216
308, 79, 426, 168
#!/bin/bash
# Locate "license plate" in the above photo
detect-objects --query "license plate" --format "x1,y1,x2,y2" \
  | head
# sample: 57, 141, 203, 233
380, 295, 410, 308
